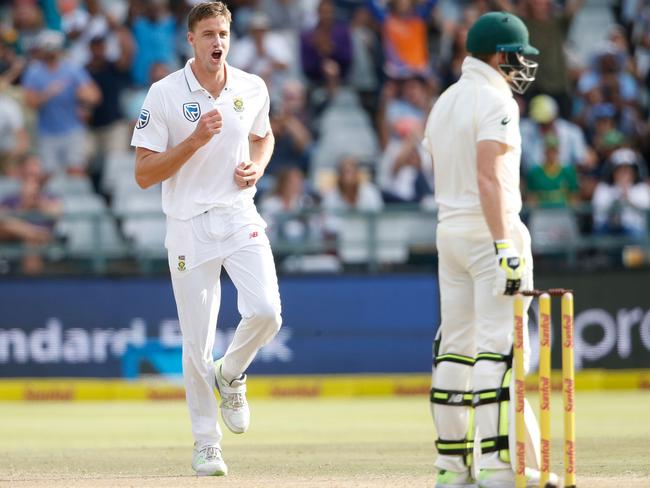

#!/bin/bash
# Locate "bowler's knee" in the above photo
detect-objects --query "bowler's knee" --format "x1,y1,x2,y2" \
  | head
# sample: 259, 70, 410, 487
250, 301, 282, 336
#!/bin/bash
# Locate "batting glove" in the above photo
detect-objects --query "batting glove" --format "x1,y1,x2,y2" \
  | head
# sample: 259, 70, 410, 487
493, 239, 525, 296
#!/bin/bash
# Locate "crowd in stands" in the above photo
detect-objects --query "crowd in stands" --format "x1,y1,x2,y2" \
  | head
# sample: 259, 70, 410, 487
0, 0, 649, 274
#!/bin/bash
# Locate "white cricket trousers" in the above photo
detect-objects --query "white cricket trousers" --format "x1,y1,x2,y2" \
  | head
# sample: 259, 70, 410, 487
165, 201, 282, 447
432, 214, 539, 473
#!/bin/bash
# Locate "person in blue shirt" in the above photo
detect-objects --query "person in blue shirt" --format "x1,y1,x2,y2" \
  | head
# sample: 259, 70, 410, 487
22, 30, 101, 175
130, 0, 177, 87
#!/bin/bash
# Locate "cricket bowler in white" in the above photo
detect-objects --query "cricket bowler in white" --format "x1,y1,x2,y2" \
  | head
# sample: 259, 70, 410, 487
131, 1, 281, 476
423, 12, 560, 488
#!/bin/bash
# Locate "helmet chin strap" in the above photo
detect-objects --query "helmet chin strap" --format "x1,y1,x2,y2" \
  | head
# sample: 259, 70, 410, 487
497, 52, 538, 94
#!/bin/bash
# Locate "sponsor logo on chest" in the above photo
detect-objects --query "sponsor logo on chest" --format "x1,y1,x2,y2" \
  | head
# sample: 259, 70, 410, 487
183, 102, 201, 122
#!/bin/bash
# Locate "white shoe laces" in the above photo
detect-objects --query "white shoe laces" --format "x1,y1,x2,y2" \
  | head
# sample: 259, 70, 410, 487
201, 446, 221, 462
223, 392, 246, 409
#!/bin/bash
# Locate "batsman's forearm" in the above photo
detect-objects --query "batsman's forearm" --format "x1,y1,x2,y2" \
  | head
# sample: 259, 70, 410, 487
135, 137, 202, 189
250, 132, 275, 174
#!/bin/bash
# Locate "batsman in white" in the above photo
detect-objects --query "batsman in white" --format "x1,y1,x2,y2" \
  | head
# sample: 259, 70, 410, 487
130, 1, 281, 477
422, 12, 559, 488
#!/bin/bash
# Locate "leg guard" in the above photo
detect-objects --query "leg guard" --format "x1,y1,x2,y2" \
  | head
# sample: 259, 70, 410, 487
473, 352, 512, 468
473, 352, 540, 471
431, 333, 476, 472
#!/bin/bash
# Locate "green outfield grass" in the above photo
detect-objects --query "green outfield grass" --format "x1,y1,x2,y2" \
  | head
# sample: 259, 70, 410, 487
0, 391, 649, 487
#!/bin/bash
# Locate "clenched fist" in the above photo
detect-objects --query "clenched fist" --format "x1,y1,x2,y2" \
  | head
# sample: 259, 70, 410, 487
191, 109, 222, 147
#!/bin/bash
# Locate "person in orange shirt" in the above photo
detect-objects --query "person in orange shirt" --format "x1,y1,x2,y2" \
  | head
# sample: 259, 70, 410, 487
366, 0, 437, 78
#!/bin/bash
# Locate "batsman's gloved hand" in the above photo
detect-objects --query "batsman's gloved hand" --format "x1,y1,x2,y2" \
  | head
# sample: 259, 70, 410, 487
493, 239, 525, 296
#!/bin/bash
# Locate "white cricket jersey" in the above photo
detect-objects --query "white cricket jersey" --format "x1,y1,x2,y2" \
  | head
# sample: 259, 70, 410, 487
423, 56, 522, 221
131, 59, 271, 220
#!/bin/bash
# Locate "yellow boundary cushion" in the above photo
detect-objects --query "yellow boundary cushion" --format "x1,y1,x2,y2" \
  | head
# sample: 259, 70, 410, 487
0, 371, 648, 401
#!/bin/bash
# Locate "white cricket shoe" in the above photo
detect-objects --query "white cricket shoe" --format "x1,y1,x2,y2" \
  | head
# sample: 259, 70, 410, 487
214, 358, 250, 434
436, 469, 477, 487
192, 443, 228, 476
477, 467, 560, 487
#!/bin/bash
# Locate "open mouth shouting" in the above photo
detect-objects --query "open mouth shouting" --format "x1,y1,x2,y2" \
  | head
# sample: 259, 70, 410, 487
211, 49, 223, 63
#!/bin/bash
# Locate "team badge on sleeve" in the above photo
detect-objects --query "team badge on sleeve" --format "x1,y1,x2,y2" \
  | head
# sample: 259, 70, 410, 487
136, 109, 150, 129
183, 102, 201, 122
233, 97, 244, 113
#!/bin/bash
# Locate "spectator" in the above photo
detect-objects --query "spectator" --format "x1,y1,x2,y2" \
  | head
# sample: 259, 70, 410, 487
366, 0, 437, 79
379, 75, 432, 148
525, 134, 580, 208
9, 0, 44, 55
122, 60, 171, 127
577, 43, 640, 137
347, 6, 380, 120
60, 0, 125, 67
257, 0, 307, 31
323, 156, 383, 212
630, 2, 650, 89
592, 148, 650, 239
588, 104, 626, 164
300, 0, 352, 108
86, 28, 134, 176
0, 43, 29, 172
22, 30, 101, 175
260, 167, 322, 244
267, 79, 314, 178
129, 0, 177, 86
228, 11, 292, 104
519, 0, 584, 117
0, 154, 62, 274
0, 36, 26, 88
437, 17, 470, 88
377, 117, 433, 203
520, 94, 589, 170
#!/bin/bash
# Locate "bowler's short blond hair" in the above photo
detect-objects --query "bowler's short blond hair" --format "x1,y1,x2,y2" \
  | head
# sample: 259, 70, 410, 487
188, 1, 232, 31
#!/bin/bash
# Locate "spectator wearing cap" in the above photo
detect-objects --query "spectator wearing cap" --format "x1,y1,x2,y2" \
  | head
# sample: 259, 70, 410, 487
22, 30, 101, 175
365, 0, 436, 79
592, 148, 650, 239
520, 94, 589, 171
229, 11, 292, 105
525, 134, 580, 209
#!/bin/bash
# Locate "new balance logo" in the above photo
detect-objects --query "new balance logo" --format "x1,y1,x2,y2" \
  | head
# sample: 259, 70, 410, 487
449, 393, 464, 404
249, 231, 259, 239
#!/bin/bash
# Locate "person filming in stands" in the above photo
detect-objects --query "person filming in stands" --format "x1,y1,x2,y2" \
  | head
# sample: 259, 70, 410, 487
422, 12, 560, 488
131, 1, 281, 477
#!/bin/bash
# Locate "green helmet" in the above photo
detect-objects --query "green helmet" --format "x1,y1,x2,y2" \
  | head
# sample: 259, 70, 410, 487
466, 11, 539, 94
466, 11, 539, 56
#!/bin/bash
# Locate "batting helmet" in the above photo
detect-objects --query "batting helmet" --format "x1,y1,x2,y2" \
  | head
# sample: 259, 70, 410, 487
466, 11, 539, 94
